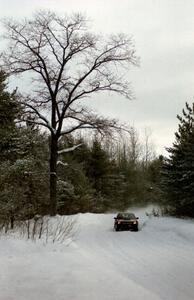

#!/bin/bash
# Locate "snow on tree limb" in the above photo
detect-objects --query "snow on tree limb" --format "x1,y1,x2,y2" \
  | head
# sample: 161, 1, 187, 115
58, 144, 82, 155
57, 161, 68, 167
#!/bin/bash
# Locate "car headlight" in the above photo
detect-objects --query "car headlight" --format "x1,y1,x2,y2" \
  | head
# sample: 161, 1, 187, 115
133, 221, 137, 225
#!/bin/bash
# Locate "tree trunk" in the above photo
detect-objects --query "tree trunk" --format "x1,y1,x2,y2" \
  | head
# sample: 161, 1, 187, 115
49, 134, 58, 216
10, 215, 14, 229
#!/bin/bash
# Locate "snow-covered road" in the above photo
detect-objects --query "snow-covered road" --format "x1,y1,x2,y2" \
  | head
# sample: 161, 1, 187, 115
1, 208, 194, 300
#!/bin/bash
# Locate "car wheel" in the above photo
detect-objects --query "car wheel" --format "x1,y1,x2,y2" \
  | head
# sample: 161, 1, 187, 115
115, 224, 120, 231
133, 226, 138, 232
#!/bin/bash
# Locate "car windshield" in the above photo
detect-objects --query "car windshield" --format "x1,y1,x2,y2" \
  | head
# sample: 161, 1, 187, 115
117, 213, 136, 219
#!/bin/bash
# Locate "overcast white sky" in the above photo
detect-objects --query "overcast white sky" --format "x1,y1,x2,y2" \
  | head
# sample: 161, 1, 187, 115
1, 0, 194, 155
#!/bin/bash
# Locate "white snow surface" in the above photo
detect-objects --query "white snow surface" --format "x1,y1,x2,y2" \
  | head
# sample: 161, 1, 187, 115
1, 207, 194, 300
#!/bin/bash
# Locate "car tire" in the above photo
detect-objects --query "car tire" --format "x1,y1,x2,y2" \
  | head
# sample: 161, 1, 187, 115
115, 224, 119, 231
133, 226, 138, 232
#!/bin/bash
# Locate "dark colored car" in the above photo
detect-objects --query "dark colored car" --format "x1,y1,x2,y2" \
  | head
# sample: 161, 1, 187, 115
114, 212, 139, 231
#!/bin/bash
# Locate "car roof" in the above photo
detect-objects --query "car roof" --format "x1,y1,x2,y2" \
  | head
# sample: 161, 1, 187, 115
117, 212, 136, 219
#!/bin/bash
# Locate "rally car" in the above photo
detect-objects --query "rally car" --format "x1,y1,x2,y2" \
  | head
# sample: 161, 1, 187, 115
114, 212, 139, 231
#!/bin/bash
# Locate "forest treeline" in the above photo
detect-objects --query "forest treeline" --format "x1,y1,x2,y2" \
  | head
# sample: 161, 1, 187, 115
0, 71, 163, 226
2, 69, 194, 228
1, 67, 194, 227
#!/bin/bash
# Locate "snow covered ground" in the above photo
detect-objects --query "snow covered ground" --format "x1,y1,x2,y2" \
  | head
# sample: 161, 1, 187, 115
1, 207, 194, 300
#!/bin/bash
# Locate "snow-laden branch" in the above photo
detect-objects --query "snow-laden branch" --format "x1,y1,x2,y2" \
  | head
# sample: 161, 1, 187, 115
57, 161, 68, 167
58, 143, 82, 155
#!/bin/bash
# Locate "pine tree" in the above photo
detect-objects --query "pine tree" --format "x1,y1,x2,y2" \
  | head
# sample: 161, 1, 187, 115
87, 138, 110, 192
162, 102, 194, 216
56, 136, 95, 214
0, 70, 19, 161
0, 125, 50, 227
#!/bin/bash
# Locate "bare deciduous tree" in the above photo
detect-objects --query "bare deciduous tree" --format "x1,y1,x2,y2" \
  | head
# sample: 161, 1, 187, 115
142, 127, 156, 169
128, 126, 142, 165
1, 10, 138, 215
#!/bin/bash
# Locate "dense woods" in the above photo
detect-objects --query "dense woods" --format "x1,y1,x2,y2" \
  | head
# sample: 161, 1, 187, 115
0, 68, 163, 227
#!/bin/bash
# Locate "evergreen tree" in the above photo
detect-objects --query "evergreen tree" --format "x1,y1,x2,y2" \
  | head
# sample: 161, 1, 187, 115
56, 136, 95, 214
0, 70, 19, 161
87, 138, 110, 192
162, 102, 194, 216
85, 138, 113, 210
0, 121, 50, 227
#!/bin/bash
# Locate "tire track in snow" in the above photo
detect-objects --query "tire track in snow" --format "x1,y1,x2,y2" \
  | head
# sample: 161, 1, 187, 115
77, 213, 194, 300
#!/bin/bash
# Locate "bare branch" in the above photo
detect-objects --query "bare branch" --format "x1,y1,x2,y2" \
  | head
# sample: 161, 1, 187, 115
1, 10, 138, 141
20, 99, 55, 134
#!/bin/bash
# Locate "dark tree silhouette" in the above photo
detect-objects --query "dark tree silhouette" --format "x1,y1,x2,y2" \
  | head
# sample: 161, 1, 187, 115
1, 11, 138, 215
